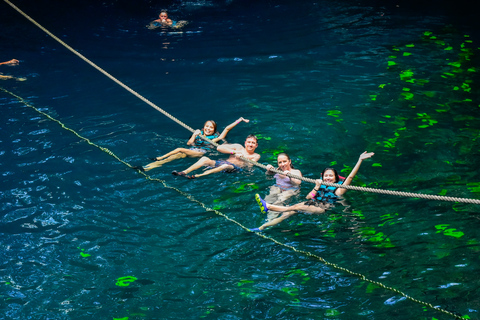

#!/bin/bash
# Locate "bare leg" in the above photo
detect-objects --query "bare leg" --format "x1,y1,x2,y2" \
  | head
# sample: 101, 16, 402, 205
144, 153, 186, 171
265, 186, 282, 204
157, 148, 203, 161
275, 189, 299, 204
180, 156, 216, 175
193, 164, 232, 178
267, 202, 325, 215
144, 148, 205, 171
265, 187, 297, 221
259, 211, 297, 230
253, 195, 327, 232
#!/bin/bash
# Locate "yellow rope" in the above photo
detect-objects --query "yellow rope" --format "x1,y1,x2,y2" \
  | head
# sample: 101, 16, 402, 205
4, 0, 480, 205
1, 86, 468, 319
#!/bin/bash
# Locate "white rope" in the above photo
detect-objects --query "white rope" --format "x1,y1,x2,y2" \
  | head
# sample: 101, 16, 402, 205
5, 0, 480, 205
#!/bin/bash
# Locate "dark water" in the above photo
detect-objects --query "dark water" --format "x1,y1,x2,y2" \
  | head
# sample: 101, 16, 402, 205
1, 0, 480, 319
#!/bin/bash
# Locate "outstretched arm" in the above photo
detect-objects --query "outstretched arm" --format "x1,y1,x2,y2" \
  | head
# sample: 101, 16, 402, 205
217, 143, 243, 155
0, 59, 19, 66
336, 151, 374, 196
214, 117, 249, 142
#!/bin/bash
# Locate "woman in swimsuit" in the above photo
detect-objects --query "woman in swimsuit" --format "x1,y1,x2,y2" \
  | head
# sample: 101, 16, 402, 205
256, 153, 302, 230
138, 117, 249, 172
252, 151, 374, 231
264, 153, 302, 204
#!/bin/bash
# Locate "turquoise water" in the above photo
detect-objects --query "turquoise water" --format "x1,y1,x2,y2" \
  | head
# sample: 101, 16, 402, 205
1, 0, 480, 319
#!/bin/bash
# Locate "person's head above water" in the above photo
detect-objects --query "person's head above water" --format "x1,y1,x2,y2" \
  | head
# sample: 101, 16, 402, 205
203, 120, 217, 136
277, 152, 294, 170
321, 168, 340, 183
159, 10, 169, 20
244, 134, 258, 153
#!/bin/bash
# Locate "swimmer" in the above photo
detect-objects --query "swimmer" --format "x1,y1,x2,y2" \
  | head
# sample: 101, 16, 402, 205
0, 59, 26, 81
154, 10, 173, 26
146, 10, 189, 30
259, 153, 303, 229
0, 59, 19, 66
135, 117, 249, 172
264, 153, 303, 204
251, 151, 374, 231
172, 134, 260, 179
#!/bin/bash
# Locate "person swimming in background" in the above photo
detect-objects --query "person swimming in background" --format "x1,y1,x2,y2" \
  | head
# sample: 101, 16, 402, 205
172, 134, 260, 179
135, 117, 249, 172
0, 59, 26, 81
251, 151, 374, 232
0, 59, 19, 66
146, 10, 189, 30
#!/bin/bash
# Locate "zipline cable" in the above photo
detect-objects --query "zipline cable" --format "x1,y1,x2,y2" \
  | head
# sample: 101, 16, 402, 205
4, 0, 480, 205
0, 86, 469, 320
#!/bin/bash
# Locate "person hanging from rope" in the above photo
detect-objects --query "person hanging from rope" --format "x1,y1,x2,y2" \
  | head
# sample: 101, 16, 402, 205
134, 117, 249, 172
264, 153, 303, 203
0, 59, 26, 81
172, 134, 260, 179
259, 152, 303, 229
251, 151, 374, 232
146, 10, 189, 30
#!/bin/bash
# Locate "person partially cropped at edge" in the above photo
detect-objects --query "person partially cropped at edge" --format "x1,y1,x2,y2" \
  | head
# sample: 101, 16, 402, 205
0, 59, 26, 81
252, 151, 374, 231
172, 134, 260, 179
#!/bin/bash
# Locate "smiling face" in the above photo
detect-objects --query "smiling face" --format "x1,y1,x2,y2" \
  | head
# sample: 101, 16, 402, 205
203, 121, 216, 135
244, 136, 258, 153
277, 154, 292, 171
322, 169, 337, 183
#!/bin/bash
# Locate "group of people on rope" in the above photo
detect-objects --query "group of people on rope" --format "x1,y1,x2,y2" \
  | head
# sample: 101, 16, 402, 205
134, 116, 374, 232
4, 10, 375, 232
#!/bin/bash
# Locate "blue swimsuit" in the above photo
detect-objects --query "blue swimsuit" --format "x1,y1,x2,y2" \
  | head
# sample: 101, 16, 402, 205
190, 131, 220, 153
305, 181, 344, 206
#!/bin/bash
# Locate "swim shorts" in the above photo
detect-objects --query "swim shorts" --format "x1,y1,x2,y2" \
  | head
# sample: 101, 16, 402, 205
215, 160, 241, 173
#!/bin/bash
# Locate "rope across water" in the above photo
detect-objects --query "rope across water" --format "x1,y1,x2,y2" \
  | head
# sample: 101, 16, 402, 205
4, 0, 480, 205
0, 86, 469, 320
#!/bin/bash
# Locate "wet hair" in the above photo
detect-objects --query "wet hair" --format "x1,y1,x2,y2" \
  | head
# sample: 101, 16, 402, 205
246, 134, 258, 143
277, 152, 295, 169
203, 120, 217, 133
321, 167, 340, 183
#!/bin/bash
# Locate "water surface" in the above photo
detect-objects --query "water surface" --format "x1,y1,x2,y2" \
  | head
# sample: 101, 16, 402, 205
1, 0, 479, 319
